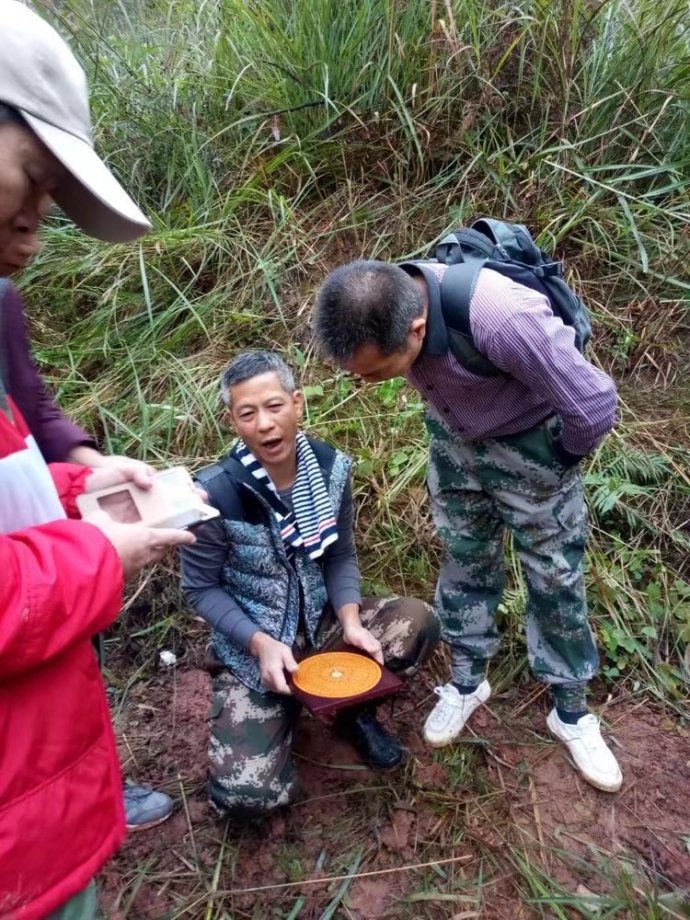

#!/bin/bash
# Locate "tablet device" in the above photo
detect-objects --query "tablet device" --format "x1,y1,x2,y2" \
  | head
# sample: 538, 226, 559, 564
77, 466, 220, 530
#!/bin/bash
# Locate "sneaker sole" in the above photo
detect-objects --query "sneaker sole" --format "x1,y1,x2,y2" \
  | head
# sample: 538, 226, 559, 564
423, 731, 467, 749
424, 733, 462, 751
547, 718, 622, 793
126, 811, 173, 833
577, 774, 622, 794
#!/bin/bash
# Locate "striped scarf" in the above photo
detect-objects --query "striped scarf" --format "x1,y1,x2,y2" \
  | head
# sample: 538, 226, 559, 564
234, 432, 338, 560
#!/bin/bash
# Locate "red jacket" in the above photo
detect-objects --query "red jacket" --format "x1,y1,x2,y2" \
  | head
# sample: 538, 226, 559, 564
0, 403, 126, 918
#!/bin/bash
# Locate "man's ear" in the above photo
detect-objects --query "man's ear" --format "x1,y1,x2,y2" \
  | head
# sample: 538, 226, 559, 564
410, 315, 427, 342
293, 389, 305, 419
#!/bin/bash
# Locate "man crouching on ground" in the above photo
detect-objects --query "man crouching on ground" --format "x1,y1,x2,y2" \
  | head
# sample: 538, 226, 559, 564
181, 350, 440, 817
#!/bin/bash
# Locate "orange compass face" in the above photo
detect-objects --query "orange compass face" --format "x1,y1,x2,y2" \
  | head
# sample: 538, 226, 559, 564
292, 652, 382, 699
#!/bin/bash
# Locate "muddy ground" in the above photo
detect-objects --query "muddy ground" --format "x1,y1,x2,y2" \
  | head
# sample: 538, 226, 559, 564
99, 632, 690, 920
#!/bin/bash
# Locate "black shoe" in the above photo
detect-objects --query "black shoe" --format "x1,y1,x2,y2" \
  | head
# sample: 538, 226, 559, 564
336, 706, 404, 771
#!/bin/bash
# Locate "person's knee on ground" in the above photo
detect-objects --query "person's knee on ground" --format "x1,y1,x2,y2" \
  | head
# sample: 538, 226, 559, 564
208, 768, 297, 819
207, 683, 299, 819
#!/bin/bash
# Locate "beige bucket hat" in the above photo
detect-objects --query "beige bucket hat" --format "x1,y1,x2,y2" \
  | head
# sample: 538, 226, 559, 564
0, 0, 151, 241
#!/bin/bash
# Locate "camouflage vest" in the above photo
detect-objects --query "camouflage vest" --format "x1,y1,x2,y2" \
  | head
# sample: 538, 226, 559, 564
199, 441, 352, 693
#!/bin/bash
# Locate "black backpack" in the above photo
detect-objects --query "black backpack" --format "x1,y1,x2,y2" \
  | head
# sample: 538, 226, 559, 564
410, 218, 592, 378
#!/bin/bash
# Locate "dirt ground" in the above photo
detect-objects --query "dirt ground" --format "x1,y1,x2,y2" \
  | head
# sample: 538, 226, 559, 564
100, 649, 690, 919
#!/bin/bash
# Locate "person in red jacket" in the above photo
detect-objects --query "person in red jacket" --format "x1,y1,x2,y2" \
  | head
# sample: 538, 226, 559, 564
0, 3, 195, 918
0, 195, 177, 835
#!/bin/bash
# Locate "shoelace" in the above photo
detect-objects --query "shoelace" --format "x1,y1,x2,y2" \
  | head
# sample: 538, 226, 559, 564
430, 685, 462, 721
575, 714, 605, 742
578, 714, 599, 729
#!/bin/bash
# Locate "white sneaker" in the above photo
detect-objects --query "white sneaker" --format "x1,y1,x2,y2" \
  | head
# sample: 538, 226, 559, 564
423, 681, 491, 748
547, 709, 622, 792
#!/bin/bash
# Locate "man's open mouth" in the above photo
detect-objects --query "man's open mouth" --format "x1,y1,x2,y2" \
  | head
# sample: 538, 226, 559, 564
261, 437, 283, 453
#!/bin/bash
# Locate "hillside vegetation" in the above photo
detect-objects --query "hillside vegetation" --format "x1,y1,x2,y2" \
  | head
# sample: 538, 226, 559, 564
32, 0, 690, 703
25, 1, 690, 914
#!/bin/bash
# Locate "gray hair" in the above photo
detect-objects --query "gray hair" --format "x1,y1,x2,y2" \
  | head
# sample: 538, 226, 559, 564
313, 260, 425, 362
220, 350, 296, 408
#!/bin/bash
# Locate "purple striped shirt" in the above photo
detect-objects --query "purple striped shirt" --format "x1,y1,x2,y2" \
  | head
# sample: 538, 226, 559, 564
405, 264, 617, 456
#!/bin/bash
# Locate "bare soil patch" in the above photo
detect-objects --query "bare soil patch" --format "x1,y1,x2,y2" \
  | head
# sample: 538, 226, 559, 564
101, 661, 690, 918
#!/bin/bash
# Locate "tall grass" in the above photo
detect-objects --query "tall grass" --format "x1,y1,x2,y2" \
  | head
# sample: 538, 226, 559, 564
29, 0, 690, 703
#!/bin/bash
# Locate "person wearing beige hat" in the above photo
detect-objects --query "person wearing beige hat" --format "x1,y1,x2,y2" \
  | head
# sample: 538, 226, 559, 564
0, 0, 151, 244
0, 3, 194, 918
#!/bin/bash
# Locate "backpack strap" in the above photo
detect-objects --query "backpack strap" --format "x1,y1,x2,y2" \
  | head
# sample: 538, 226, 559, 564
436, 227, 495, 264
439, 262, 502, 378
195, 454, 289, 521
194, 459, 244, 520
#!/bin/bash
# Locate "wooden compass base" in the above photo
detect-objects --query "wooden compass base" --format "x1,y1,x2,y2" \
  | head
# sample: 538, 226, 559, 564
288, 645, 403, 717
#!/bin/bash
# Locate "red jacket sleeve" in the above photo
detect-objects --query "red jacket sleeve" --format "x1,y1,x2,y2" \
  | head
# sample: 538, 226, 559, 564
49, 462, 92, 518
0, 519, 123, 681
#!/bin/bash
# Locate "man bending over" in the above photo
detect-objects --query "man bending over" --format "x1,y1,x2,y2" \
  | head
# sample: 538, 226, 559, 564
181, 350, 440, 816
312, 257, 621, 793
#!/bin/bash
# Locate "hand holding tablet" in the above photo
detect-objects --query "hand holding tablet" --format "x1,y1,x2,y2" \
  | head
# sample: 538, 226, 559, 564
77, 466, 219, 530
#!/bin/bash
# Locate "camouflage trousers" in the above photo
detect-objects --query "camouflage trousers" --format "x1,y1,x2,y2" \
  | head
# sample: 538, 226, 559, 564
206, 596, 439, 814
427, 412, 599, 713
